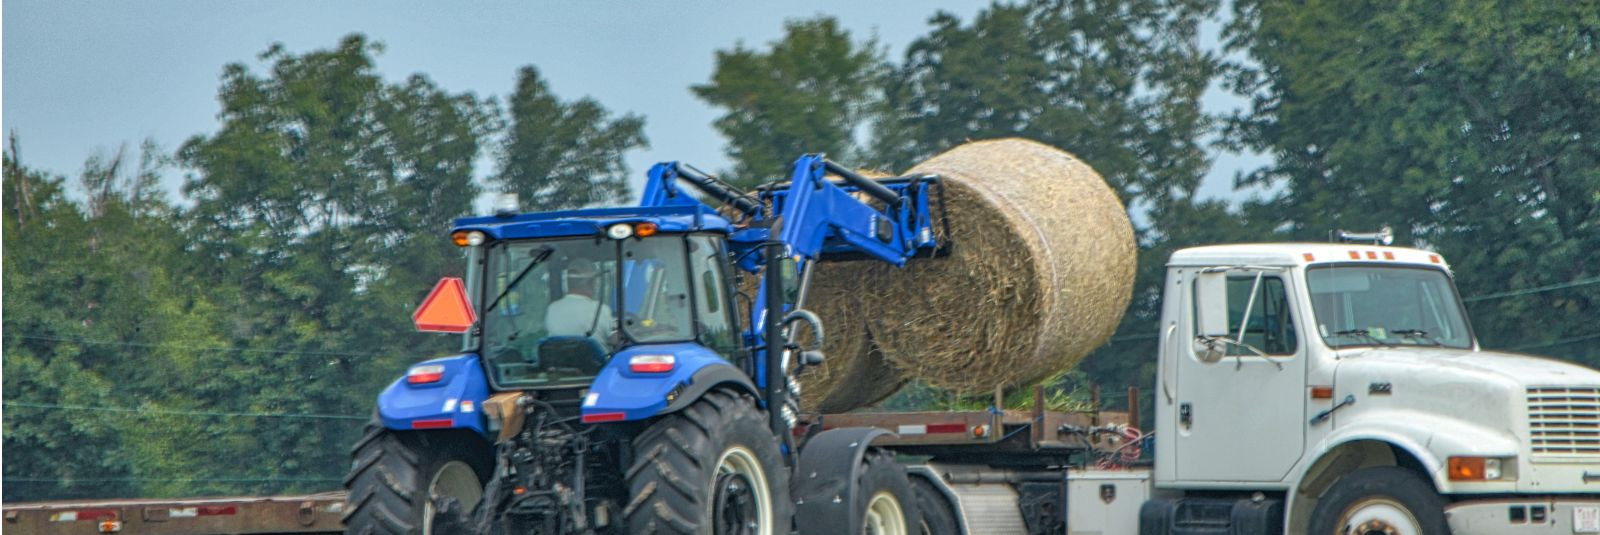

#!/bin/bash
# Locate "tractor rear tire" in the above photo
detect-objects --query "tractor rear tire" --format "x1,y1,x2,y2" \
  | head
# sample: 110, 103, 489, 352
343, 425, 491, 535
857, 449, 919, 535
623, 389, 793, 534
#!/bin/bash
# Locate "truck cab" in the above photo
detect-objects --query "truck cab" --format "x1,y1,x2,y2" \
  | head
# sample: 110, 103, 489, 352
1153, 243, 1600, 534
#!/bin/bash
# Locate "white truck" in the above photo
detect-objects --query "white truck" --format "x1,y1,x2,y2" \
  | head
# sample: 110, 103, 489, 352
823, 242, 1600, 534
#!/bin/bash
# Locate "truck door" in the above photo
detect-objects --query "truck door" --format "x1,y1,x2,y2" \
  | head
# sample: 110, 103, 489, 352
1175, 269, 1306, 483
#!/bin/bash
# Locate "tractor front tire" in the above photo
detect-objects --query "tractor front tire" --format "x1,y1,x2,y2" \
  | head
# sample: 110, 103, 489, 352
624, 389, 793, 535
343, 425, 491, 535
857, 449, 919, 535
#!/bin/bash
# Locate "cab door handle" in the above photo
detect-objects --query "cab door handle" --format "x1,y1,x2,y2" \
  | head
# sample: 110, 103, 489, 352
1179, 402, 1193, 428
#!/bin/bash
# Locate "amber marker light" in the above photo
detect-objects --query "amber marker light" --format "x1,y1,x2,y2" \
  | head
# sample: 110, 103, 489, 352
635, 221, 659, 237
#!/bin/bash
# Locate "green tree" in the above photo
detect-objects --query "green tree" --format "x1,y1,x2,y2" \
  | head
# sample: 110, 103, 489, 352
494, 66, 648, 209
176, 34, 492, 489
694, 17, 885, 186
1224, 0, 1600, 366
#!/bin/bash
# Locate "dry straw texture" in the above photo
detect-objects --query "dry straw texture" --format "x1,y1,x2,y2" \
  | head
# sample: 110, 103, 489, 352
852, 138, 1136, 395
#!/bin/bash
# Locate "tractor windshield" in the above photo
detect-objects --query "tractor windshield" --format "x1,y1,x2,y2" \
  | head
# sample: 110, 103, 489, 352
479, 235, 699, 388
1306, 265, 1474, 349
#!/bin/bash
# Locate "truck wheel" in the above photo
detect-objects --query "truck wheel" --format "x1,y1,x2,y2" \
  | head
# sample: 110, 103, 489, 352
911, 477, 958, 535
858, 449, 919, 535
343, 425, 491, 535
1307, 466, 1448, 535
624, 389, 792, 534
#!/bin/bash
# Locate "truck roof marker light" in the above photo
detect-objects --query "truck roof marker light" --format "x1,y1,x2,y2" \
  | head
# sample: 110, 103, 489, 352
635, 222, 659, 237
1430, 254, 1442, 264
1303, 253, 1316, 261
582, 411, 628, 423
606, 223, 634, 240
407, 364, 445, 384
629, 354, 675, 373
1365, 251, 1378, 260
1382, 251, 1395, 260
1348, 250, 1361, 260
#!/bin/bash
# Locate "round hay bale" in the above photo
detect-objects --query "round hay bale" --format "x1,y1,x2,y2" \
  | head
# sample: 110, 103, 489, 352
856, 138, 1135, 394
791, 264, 905, 412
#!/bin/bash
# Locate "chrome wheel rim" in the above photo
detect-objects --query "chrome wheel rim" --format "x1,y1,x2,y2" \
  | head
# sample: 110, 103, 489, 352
713, 446, 772, 535
423, 460, 483, 535
864, 491, 908, 535
1339, 497, 1419, 535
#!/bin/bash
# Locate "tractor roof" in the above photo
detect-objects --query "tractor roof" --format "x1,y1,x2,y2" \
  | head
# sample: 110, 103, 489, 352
453, 205, 733, 241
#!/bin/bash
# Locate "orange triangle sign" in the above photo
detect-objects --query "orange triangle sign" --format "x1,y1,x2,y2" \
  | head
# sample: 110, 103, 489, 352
413, 277, 477, 333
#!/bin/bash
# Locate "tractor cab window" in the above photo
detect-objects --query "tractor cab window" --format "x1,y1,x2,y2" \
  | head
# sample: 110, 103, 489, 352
688, 236, 740, 357
482, 238, 619, 388
620, 238, 694, 344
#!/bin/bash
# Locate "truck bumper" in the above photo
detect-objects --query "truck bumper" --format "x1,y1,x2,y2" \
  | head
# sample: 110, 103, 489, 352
1445, 497, 1600, 534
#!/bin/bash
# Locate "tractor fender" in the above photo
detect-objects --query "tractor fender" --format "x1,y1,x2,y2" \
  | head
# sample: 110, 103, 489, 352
792, 427, 894, 535
376, 353, 490, 437
660, 363, 759, 415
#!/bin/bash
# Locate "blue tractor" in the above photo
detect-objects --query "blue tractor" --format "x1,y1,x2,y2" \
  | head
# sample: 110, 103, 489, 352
343, 155, 948, 534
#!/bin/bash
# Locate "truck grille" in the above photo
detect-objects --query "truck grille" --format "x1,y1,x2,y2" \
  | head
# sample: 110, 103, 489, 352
1527, 386, 1600, 456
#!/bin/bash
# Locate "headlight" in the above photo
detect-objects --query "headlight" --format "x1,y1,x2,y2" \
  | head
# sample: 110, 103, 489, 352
451, 230, 486, 247
606, 223, 634, 240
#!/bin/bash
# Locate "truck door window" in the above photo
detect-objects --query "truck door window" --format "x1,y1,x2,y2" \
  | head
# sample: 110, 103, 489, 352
1222, 275, 1298, 355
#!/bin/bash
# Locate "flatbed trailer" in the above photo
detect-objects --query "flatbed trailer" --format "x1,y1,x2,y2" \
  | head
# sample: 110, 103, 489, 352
2, 492, 347, 535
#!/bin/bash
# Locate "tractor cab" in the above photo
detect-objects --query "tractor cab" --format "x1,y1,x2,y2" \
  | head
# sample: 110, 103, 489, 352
450, 205, 748, 393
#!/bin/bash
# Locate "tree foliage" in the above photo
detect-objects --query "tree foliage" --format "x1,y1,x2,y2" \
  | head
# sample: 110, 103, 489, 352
694, 17, 885, 186
1225, 0, 1600, 365
494, 66, 648, 209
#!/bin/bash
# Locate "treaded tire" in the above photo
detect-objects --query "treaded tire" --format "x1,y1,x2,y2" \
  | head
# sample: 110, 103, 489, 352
857, 449, 919, 534
342, 425, 491, 535
911, 476, 958, 535
623, 389, 793, 534
1307, 466, 1448, 535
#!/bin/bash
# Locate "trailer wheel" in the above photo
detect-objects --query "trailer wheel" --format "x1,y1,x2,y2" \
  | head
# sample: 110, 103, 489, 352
624, 389, 792, 534
857, 449, 919, 535
1307, 466, 1447, 535
911, 477, 959, 535
343, 425, 490, 535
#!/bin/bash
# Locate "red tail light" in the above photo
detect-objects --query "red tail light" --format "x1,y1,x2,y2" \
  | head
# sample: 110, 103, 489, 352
407, 364, 445, 384
628, 355, 675, 373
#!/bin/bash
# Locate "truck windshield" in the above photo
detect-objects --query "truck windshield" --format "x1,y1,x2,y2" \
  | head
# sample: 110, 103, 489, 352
480, 235, 695, 388
1306, 265, 1473, 349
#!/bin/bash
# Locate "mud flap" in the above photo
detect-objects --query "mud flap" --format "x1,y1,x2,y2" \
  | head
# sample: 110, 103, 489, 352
791, 427, 893, 535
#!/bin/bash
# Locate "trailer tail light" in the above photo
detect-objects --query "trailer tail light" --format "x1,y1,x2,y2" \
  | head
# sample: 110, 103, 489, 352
407, 364, 446, 385
629, 355, 675, 373
582, 411, 627, 423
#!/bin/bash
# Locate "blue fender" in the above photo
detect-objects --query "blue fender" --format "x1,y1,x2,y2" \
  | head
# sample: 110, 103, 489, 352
376, 354, 490, 437
582, 343, 756, 422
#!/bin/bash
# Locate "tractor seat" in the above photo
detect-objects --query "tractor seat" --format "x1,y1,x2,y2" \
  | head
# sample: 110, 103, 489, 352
537, 336, 608, 376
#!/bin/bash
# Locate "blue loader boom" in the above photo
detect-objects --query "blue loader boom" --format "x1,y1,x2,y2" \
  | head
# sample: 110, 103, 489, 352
346, 154, 946, 534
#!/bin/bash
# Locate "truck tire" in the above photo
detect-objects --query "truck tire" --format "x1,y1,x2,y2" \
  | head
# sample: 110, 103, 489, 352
343, 425, 491, 535
911, 477, 958, 535
1307, 466, 1448, 535
856, 449, 919, 535
624, 389, 793, 534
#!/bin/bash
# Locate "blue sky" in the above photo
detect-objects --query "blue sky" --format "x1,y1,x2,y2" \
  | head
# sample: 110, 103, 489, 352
3, 0, 1268, 208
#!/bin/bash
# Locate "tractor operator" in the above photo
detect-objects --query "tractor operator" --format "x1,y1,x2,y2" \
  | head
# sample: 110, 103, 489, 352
545, 261, 615, 346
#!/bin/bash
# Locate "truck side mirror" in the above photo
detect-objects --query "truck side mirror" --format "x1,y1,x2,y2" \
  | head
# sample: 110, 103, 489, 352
1193, 271, 1230, 338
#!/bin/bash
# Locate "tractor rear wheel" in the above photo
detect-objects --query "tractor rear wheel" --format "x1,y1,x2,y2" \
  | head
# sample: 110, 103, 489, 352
623, 389, 792, 534
343, 425, 491, 535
